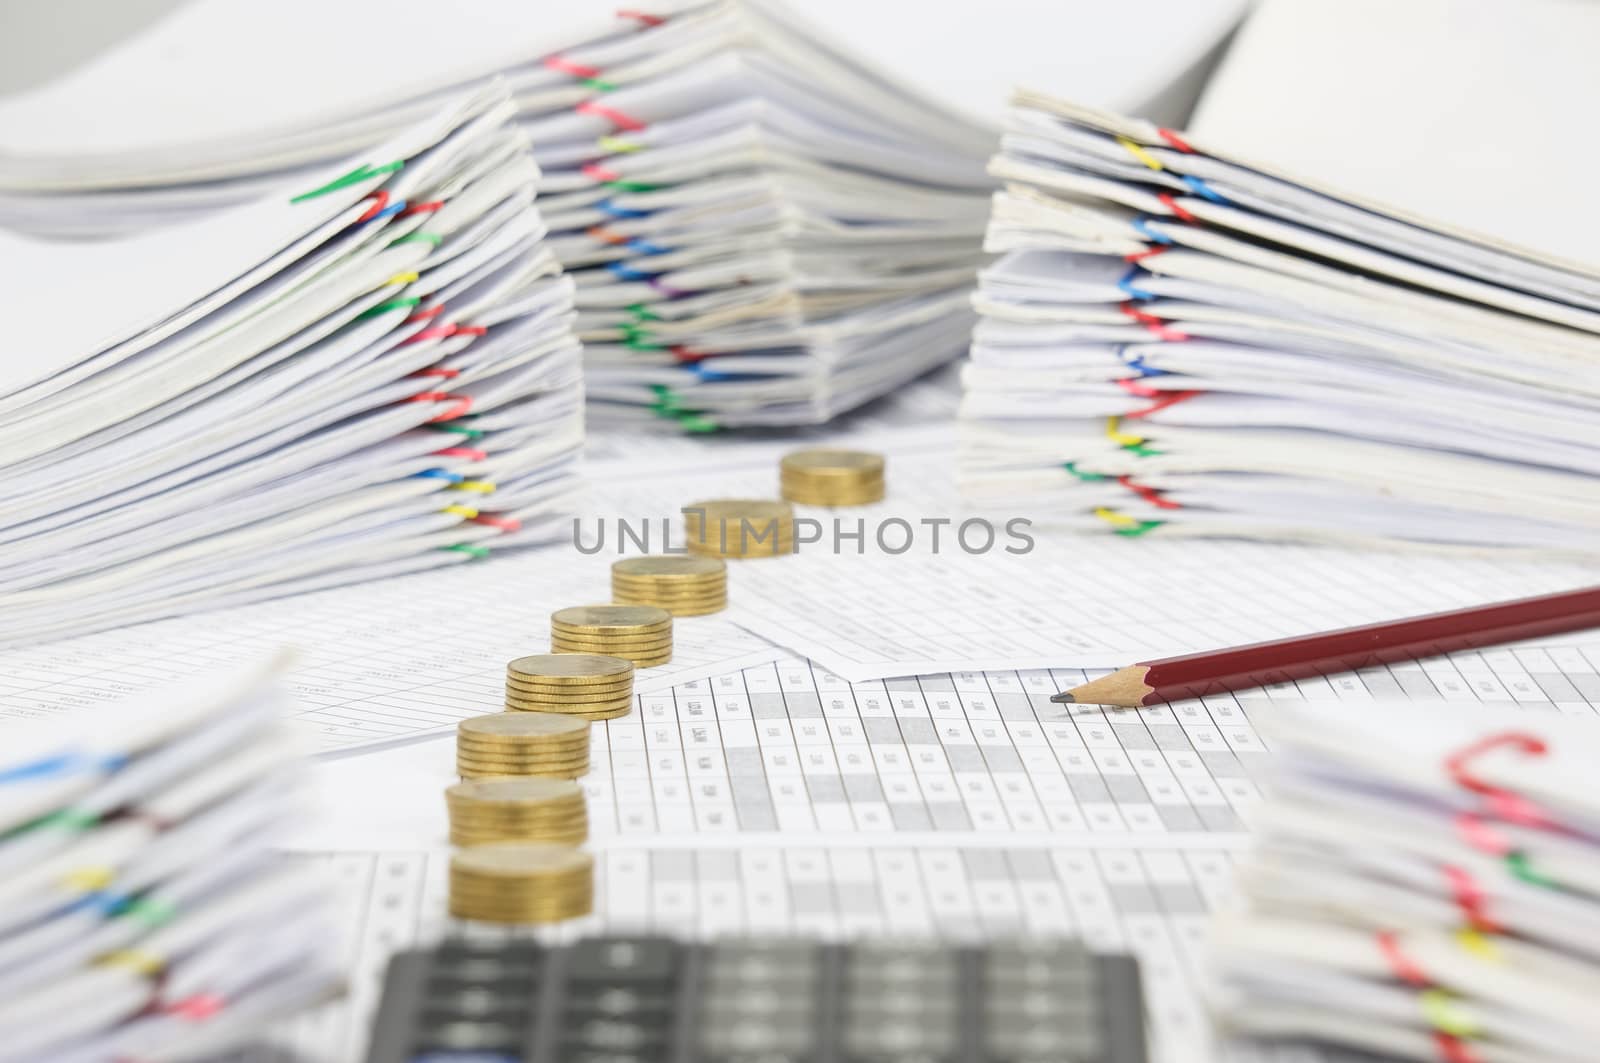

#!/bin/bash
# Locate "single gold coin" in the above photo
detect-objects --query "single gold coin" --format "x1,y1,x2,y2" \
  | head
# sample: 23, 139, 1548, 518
549, 626, 673, 644
507, 654, 633, 682
451, 843, 592, 878
550, 605, 672, 633
458, 712, 589, 740
501, 682, 636, 702
505, 697, 634, 715
447, 778, 581, 803
612, 556, 726, 580
780, 449, 885, 477
507, 702, 634, 720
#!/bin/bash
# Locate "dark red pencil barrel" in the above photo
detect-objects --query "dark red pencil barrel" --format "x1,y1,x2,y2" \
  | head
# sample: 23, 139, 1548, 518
1139, 585, 1600, 704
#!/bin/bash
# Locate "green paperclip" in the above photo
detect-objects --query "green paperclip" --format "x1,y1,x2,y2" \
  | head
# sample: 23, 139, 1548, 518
679, 414, 719, 433
1120, 441, 1164, 457
122, 896, 178, 928
425, 424, 486, 440
1112, 520, 1165, 538
441, 543, 490, 561
1507, 851, 1557, 888
290, 160, 404, 203
605, 179, 660, 193
581, 77, 618, 92
1063, 461, 1109, 482
28, 807, 99, 833
627, 303, 661, 322
358, 297, 420, 320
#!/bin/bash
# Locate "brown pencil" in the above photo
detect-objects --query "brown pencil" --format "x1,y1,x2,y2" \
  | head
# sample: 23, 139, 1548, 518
1052, 585, 1600, 707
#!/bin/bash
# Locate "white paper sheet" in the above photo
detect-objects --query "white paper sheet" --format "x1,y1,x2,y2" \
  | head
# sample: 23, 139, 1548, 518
722, 538, 1600, 682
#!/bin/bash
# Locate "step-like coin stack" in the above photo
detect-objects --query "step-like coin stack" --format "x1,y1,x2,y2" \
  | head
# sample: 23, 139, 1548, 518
683, 499, 795, 559
456, 712, 591, 780
448, 843, 595, 925
445, 778, 588, 846
550, 606, 673, 667
780, 448, 886, 506
504, 653, 636, 720
611, 556, 728, 616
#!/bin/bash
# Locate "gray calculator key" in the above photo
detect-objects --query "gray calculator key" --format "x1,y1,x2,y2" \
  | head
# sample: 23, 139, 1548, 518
565, 937, 680, 982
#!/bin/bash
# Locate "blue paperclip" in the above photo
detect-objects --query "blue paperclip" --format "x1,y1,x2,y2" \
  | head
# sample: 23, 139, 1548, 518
627, 237, 670, 255
413, 469, 465, 483
1116, 345, 1171, 378
1180, 175, 1227, 204
1117, 264, 1157, 301
608, 261, 657, 282
596, 198, 651, 219
1129, 216, 1173, 244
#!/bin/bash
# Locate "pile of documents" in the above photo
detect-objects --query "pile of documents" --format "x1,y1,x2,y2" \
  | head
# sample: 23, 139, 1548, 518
0, 85, 583, 647
0, 0, 996, 428
0, 656, 337, 1061
1211, 701, 1600, 1062
958, 83, 1600, 550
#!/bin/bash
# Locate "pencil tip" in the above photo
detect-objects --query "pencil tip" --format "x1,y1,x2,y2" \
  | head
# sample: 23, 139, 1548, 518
1049, 692, 1074, 704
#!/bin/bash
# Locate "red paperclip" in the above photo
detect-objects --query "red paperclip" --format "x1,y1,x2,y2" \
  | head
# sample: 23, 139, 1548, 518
1375, 930, 1428, 986
473, 515, 523, 532
1455, 813, 1512, 856
1442, 865, 1500, 933
617, 9, 665, 26
1124, 245, 1170, 264
456, 325, 488, 338
1157, 192, 1197, 223
1116, 377, 1164, 399
583, 162, 622, 183
411, 367, 460, 379
1126, 390, 1202, 419
1434, 1033, 1483, 1063
587, 225, 630, 245
402, 200, 445, 216
165, 993, 225, 1021
670, 345, 712, 363
545, 55, 604, 79
576, 99, 647, 132
1117, 476, 1182, 510
1157, 128, 1196, 153
1444, 732, 1552, 827
404, 324, 459, 345
434, 446, 488, 461
407, 304, 447, 322
1118, 301, 1190, 342
355, 190, 390, 224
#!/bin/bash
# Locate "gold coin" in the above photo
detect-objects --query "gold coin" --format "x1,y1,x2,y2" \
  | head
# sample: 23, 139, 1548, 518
507, 654, 632, 682
554, 651, 669, 668
447, 778, 581, 803
550, 641, 673, 658
458, 712, 589, 739
459, 767, 587, 780
612, 597, 725, 617
452, 842, 592, 874
548, 626, 673, 643
505, 699, 634, 716
456, 736, 591, 752
501, 682, 635, 702
455, 748, 592, 765
780, 448, 885, 476
608, 579, 725, 595
549, 605, 672, 633
506, 703, 634, 720
612, 556, 726, 579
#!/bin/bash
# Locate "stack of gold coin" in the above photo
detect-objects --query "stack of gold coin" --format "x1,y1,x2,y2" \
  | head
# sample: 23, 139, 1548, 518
445, 778, 588, 846
611, 556, 728, 616
780, 448, 886, 506
456, 712, 591, 780
448, 843, 594, 924
550, 606, 672, 667
683, 499, 795, 559
506, 654, 635, 720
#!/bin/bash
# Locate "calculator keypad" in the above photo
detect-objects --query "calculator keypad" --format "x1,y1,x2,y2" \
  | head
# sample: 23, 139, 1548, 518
366, 936, 1145, 1063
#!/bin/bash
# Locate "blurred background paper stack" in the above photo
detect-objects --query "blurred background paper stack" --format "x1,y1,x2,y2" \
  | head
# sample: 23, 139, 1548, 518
959, 0, 1600, 552
0, 0, 1246, 430
1211, 701, 1600, 1062
0, 84, 583, 646
0, 655, 337, 1062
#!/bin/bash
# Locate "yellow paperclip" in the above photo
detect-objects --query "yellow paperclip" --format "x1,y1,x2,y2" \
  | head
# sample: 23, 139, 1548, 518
1116, 136, 1164, 172
440, 504, 479, 519
598, 135, 642, 153
448, 480, 497, 494
63, 866, 115, 892
1105, 416, 1147, 448
99, 949, 165, 976
1455, 928, 1502, 963
1419, 990, 1478, 1038
1093, 507, 1141, 529
386, 271, 421, 287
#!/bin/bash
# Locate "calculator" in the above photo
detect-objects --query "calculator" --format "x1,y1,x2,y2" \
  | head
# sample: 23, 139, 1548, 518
365, 934, 1147, 1062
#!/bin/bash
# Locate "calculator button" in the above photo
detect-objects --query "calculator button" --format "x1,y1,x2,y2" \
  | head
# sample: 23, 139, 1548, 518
565, 937, 680, 982
700, 1019, 817, 1054
412, 1020, 524, 1053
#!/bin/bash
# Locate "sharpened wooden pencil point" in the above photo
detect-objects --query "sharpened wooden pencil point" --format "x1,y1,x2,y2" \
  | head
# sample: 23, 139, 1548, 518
1056, 666, 1155, 708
